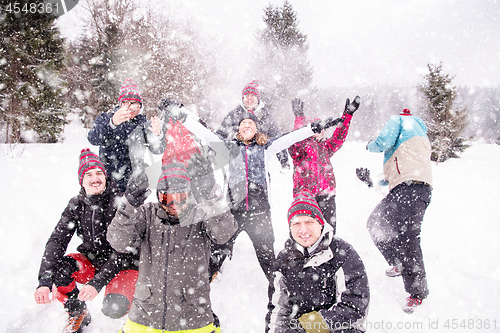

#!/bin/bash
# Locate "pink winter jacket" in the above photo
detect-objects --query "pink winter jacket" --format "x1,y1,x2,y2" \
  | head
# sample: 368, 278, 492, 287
289, 113, 353, 196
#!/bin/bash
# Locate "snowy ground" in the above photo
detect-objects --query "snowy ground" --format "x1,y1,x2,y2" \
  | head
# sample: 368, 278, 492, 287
1, 114, 500, 332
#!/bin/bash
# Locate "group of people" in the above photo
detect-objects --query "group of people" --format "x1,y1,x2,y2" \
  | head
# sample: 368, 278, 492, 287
34, 78, 433, 333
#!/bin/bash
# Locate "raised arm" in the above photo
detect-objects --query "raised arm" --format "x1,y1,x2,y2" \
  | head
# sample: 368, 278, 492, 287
366, 115, 401, 153
324, 96, 360, 155
267, 115, 343, 156
107, 201, 147, 254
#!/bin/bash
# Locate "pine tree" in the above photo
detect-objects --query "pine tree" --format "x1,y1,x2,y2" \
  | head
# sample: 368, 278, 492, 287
63, 37, 97, 128
0, 0, 67, 143
456, 85, 500, 144
252, 0, 313, 130
63, 0, 224, 126
418, 62, 470, 163
77, 0, 130, 125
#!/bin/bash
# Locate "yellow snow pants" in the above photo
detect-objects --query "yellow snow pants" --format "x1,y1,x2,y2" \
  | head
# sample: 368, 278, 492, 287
118, 318, 220, 333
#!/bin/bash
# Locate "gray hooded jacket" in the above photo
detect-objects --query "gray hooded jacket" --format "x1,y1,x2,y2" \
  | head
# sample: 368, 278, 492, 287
107, 183, 237, 331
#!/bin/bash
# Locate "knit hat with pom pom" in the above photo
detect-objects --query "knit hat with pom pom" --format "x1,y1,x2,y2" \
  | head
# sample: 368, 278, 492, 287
118, 78, 143, 105
242, 80, 260, 102
157, 162, 191, 194
78, 148, 106, 185
287, 191, 325, 226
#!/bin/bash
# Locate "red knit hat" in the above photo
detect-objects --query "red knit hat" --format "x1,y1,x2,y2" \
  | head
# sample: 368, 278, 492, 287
118, 78, 143, 105
400, 108, 412, 116
287, 191, 325, 225
242, 80, 260, 102
78, 149, 106, 185
157, 162, 191, 194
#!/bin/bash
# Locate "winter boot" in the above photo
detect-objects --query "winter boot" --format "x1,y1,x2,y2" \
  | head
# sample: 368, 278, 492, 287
385, 265, 402, 277
63, 299, 91, 333
403, 296, 423, 314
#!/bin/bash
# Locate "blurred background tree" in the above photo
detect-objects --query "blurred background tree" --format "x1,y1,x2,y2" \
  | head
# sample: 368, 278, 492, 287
1, 0, 498, 145
63, 0, 224, 128
418, 62, 471, 163
0, 0, 67, 143
250, 0, 314, 131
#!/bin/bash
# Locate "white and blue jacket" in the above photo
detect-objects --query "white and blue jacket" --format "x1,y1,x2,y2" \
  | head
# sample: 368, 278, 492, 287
367, 115, 433, 191
184, 117, 314, 212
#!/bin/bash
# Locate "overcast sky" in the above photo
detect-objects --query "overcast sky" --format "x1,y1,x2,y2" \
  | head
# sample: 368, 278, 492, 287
57, 0, 500, 89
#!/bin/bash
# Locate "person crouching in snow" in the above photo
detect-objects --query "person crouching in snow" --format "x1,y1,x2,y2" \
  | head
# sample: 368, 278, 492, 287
157, 98, 343, 283
107, 162, 238, 333
34, 149, 141, 333
266, 192, 370, 333
289, 96, 360, 233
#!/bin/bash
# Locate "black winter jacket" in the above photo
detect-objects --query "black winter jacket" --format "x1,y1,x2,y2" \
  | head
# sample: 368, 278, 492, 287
87, 107, 163, 191
37, 179, 138, 292
266, 225, 370, 332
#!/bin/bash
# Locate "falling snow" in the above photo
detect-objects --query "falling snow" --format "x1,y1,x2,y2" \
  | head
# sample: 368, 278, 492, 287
1, 112, 499, 332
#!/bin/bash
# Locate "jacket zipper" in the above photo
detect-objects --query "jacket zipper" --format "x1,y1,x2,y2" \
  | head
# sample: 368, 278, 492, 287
395, 157, 401, 174
162, 228, 171, 331
91, 208, 97, 249
245, 146, 249, 211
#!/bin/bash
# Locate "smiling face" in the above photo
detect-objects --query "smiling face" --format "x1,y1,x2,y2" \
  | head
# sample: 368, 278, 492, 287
82, 168, 106, 195
238, 118, 258, 141
242, 93, 259, 111
290, 215, 323, 248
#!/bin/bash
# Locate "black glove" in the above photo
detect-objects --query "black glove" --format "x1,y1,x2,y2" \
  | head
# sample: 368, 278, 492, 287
356, 167, 373, 188
291, 98, 304, 117
187, 153, 215, 202
125, 173, 151, 207
344, 95, 361, 115
158, 98, 187, 122
310, 117, 342, 133
158, 97, 182, 111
